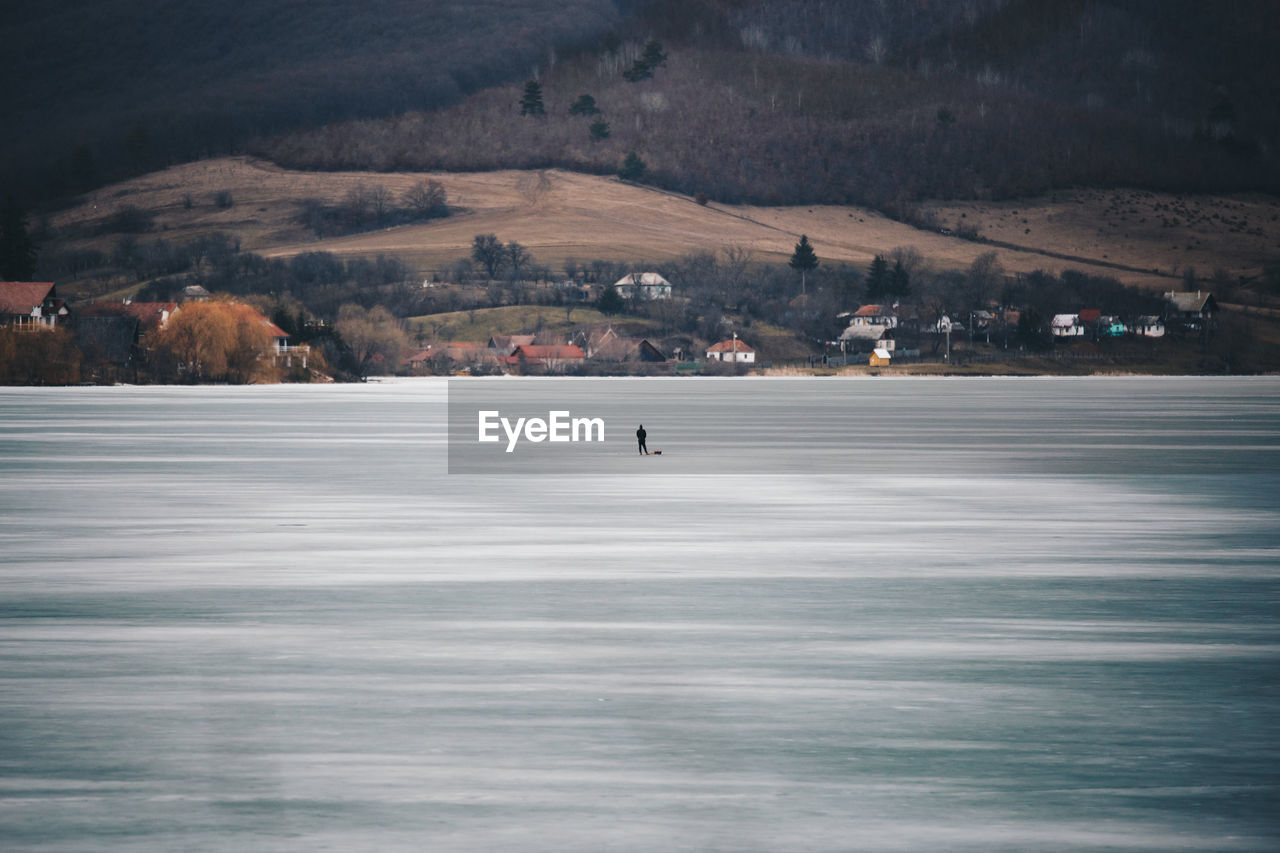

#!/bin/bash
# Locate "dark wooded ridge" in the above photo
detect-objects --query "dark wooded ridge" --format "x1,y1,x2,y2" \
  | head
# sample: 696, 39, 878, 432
6, 1, 1278, 210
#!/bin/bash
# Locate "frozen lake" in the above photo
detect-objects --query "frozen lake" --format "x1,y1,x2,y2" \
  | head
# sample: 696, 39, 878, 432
2, 377, 1278, 851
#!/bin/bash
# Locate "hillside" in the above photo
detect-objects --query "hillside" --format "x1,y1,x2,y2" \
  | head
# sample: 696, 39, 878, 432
1, 0, 618, 202
259, 1, 1280, 209
8, 1, 1279, 213
20, 157, 1280, 375
44, 158, 1278, 293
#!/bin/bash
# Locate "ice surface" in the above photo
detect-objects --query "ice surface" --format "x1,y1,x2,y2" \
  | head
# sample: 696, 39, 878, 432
1, 378, 1278, 851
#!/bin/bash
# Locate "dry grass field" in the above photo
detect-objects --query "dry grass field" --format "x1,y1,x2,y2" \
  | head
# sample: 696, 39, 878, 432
51, 157, 1279, 291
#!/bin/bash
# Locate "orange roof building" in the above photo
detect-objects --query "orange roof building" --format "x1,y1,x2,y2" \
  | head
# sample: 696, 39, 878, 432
80, 301, 178, 333
706, 338, 755, 363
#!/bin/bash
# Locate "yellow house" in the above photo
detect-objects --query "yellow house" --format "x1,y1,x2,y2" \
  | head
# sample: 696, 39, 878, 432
869, 348, 892, 367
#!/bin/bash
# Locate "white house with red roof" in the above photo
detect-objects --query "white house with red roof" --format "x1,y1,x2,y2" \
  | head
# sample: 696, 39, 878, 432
706, 337, 755, 363
0, 282, 68, 328
253, 312, 308, 368
845, 304, 898, 328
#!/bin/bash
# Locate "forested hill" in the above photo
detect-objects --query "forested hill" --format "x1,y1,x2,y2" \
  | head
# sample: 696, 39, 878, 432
260, 0, 1280, 211
2, 0, 621, 203
7, 0, 1280, 210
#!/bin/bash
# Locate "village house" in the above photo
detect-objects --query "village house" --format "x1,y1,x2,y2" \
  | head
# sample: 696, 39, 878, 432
839, 304, 899, 349
1164, 291, 1217, 330
487, 334, 536, 356
1098, 315, 1127, 337
259, 313, 307, 369
845, 304, 899, 328
839, 323, 896, 349
581, 327, 667, 363
402, 345, 434, 371
404, 341, 494, 372
0, 282, 68, 328
929, 314, 958, 334
80, 301, 177, 338
75, 300, 179, 382
76, 301, 170, 380
706, 337, 755, 363
869, 348, 892, 367
613, 272, 673, 300
1133, 315, 1165, 337
1051, 313, 1085, 338
75, 315, 139, 382
502, 344, 586, 373
553, 279, 595, 302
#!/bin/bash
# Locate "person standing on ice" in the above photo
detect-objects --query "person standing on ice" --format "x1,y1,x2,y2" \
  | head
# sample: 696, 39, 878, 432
636, 424, 648, 455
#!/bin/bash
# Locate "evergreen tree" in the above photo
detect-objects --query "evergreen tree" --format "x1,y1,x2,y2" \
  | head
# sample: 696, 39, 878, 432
0, 199, 38, 281
889, 258, 911, 298
640, 40, 667, 70
622, 60, 653, 83
519, 80, 545, 116
569, 94, 599, 116
619, 151, 646, 181
589, 118, 611, 141
597, 283, 624, 315
622, 42, 665, 83
865, 254, 890, 299
789, 235, 818, 294
1016, 307, 1052, 351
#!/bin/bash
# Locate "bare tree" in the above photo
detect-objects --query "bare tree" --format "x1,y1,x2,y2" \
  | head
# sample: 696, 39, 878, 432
506, 241, 532, 279
368, 185, 394, 225
962, 251, 1004, 314
402, 180, 448, 218
472, 234, 505, 279
721, 245, 754, 306
336, 304, 408, 377
343, 184, 372, 224
889, 246, 926, 280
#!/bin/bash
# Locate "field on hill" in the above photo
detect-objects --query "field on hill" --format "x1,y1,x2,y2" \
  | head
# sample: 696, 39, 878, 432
46, 158, 1280, 293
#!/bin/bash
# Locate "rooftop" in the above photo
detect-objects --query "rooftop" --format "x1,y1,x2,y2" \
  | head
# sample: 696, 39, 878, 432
0, 282, 56, 315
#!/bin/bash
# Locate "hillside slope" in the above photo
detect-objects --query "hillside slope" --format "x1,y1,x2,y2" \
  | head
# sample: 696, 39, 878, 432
9, 0, 1278, 212
260, 1, 1280, 209
2, 0, 618, 201
47, 158, 1277, 289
